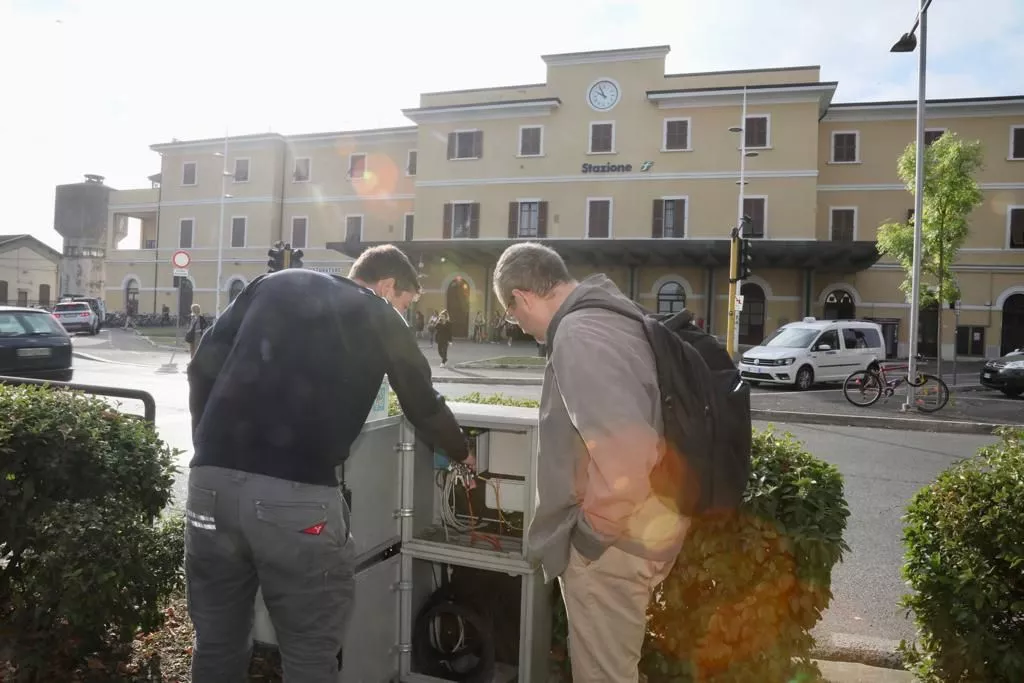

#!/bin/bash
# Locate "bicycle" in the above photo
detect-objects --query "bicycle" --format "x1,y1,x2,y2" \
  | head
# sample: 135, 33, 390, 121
843, 358, 949, 413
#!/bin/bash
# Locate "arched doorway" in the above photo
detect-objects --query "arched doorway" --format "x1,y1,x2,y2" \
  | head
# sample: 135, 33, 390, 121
229, 279, 245, 304
823, 289, 856, 320
177, 279, 194, 322
445, 277, 471, 338
1001, 294, 1024, 355
738, 283, 766, 346
656, 282, 686, 315
125, 279, 140, 315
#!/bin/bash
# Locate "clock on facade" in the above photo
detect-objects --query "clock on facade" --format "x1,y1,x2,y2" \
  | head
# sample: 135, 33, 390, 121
587, 79, 620, 111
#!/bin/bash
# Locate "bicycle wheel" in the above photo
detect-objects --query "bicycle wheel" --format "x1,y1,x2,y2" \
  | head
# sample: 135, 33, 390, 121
913, 374, 949, 413
843, 370, 883, 407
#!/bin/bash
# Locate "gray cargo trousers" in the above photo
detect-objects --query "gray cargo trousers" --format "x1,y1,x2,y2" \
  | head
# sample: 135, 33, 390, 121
185, 465, 356, 683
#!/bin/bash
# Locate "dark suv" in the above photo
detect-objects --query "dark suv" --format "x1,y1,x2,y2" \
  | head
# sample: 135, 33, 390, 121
0, 306, 74, 382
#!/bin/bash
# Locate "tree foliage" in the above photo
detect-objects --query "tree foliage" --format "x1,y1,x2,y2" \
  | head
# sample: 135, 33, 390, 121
876, 133, 984, 306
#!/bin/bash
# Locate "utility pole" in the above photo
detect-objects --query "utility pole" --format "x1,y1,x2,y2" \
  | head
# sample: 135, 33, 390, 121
726, 86, 756, 358
726, 228, 741, 357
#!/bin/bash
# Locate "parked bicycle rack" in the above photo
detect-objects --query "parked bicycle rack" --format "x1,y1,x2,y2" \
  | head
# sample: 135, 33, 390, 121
0, 375, 157, 424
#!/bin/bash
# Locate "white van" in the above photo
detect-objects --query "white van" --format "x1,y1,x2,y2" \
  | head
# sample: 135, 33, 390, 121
739, 318, 885, 390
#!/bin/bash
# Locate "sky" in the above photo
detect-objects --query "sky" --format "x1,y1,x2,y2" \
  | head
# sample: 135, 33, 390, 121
2, 0, 1022, 250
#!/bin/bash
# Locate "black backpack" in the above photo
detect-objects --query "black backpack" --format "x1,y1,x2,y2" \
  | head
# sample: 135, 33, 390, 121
564, 302, 752, 517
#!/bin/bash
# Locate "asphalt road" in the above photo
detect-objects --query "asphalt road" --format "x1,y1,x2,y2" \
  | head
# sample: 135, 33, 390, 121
60, 356, 999, 648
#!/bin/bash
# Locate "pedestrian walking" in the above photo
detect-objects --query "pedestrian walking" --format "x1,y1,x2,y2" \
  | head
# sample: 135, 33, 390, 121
492, 242, 687, 683
185, 303, 208, 358
185, 244, 472, 683
435, 310, 452, 368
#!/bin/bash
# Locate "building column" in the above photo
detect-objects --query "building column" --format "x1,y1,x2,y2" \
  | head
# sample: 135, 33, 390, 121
803, 268, 814, 318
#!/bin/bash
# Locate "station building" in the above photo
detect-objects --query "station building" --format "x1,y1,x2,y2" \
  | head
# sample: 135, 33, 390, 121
94, 45, 1024, 358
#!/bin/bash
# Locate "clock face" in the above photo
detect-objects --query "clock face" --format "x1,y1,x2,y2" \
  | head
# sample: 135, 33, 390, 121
588, 79, 620, 111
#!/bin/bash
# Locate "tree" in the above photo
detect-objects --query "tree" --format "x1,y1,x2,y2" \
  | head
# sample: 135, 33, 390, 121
876, 132, 984, 365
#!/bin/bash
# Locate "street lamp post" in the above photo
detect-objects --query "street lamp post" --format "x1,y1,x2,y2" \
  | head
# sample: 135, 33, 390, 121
725, 86, 758, 357
892, 0, 931, 410
213, 132, 230, 317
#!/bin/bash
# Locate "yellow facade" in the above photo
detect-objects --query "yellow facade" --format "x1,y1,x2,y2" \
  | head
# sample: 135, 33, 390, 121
0, 235, 60, 308
100, 45, 1024, 358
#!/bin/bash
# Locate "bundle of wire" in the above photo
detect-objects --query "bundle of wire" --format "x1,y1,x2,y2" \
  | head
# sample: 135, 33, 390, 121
439, 463, 483, 533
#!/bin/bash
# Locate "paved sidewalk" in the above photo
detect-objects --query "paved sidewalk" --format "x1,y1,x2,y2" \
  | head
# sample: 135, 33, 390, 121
816, 660, 913, 682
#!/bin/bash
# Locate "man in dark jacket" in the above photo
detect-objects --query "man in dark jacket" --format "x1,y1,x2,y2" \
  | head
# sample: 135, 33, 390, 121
186, 245, 470, 683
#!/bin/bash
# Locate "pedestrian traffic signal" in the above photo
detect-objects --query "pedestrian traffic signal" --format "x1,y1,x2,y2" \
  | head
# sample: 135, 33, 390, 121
738, 237, 753, 280
267, 241, 286, 272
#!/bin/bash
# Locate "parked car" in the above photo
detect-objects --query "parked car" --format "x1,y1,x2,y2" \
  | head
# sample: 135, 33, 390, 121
0, 306, 74, 382
58, 295, 107, 329
739, 317, 886, 391
979, 348, 1024, 398
52, 301, 100, 335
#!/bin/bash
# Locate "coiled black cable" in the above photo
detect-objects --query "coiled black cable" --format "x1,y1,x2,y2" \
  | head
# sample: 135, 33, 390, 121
412, 589, 496, 683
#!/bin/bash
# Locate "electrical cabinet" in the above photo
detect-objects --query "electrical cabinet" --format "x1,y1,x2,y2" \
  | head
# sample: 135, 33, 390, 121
249, 402, 550, 683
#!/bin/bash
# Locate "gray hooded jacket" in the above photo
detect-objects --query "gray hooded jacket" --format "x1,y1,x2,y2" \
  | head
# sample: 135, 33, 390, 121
528, 274, 689, 582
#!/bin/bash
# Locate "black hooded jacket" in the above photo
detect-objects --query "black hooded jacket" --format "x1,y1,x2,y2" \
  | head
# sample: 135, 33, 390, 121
187, 269, 467, 486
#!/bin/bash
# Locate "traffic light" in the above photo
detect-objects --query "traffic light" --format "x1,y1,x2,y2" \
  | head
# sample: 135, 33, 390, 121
289, 247, 304, 269
267, 241, 286, 272
738, 237, 753, 280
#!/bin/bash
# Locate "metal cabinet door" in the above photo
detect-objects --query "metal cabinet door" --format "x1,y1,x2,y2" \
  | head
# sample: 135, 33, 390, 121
343, 415, 403, 564
341, 552, 401, 683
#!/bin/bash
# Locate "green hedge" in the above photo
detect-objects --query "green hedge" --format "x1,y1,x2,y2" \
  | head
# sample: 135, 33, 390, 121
391, 392, 849, 682
900, 427, 1024, 682
0, 384, 183, 680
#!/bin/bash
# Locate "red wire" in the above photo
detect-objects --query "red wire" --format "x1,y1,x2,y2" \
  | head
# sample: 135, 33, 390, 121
464, 486, 503, 552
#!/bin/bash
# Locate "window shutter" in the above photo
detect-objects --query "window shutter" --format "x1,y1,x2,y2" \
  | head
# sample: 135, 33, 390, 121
537, 201, 548, 238
652, 199, 664, 238
508, 202, 519, 238
469, 203, 480, 238
447, 134, 456, 160
442, 203, 452, 239
473, 131, 483, 158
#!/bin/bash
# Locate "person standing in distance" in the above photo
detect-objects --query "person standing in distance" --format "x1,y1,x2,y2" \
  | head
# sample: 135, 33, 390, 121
492, 242, 687, 683
186, 244, 472, 683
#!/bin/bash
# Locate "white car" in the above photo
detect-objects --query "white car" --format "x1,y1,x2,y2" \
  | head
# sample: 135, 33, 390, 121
739, 318, 885, 391
52, 301, 100, 335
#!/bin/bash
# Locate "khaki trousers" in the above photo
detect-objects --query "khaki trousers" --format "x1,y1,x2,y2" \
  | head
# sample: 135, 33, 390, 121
559, 545, 675, 683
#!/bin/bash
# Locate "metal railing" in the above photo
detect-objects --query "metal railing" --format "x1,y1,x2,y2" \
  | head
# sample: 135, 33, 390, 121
0, 375, 156, 424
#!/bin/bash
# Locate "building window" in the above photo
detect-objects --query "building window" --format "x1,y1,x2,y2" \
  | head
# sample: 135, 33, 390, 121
955, 325, 985, 356
291, 217, 308, 248
443, 203, 480, 239
656, 282, 686, 315
924, 129, 946, 146
182, 162, 197, 186
1010, 207, 1024, 249
293, 157, 311, 182
831, 132, 859, 163
404, 213, 414, 241
652, 198, 686, 238
407, 150, 417, 176
830, 208, 856, 242
345, 215, 363, 242
179, 219, 194, 248
589, 122, 615, 154
743, 197, 766, 238
508, 201, 548, 238
745, 116, 769, 148
1011, 126, 1024, 160
17, 290, 28, 307
0, 280, 6, 304
233, 158, 250, 182
519, 126, 543, 157
38, 284, 51, 307
663, 119, 691, 151
587, 199, 612, 238
447, 131, 483, 160
230, 217, 247, 247
348, 154, 366, 179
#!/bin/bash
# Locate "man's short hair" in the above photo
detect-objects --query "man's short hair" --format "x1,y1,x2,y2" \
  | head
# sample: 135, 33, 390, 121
349, 244, 422, 294
492, 242, 571, 308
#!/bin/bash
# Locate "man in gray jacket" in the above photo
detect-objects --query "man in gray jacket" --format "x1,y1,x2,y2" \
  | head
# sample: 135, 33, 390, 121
492, 242, 689, 682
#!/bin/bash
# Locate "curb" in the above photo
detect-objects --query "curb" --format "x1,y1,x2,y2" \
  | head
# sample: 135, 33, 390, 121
751, 409, 1011, 435
457, 363, 545, 372
433, 374, 543, 386
811, 633, 904, 670
73, 351, 171, 370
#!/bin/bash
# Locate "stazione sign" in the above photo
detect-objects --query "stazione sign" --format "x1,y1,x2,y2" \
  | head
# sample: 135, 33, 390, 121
581, 160, 654, 174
